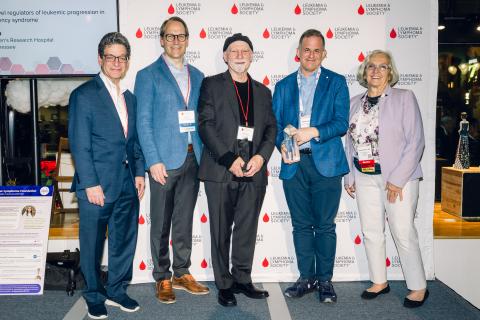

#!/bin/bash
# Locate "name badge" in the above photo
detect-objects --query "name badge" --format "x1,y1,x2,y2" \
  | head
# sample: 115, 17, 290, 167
178, 110, 196, 133
357, 143, 375, 173
300, 115, 311, 128
237, 126, 254, 141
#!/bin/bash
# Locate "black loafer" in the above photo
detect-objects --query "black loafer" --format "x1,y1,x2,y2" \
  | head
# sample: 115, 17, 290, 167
218, 288, 237, 307
404, 289, 429, 308
361, 284, 390, 300
232, 282, 269, 299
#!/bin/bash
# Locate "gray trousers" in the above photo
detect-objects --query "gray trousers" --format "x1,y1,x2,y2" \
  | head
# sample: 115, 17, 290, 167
149, 153, 199, 281
204, 180, 266, 289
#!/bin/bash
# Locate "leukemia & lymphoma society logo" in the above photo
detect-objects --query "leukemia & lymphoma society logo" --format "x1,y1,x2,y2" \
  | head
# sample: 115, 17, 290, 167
344, 73, 357, 86
135, 26, 160, 39
335, 210, 358, 223
192, 234, 202, 246
267, 165, 281, 177
326, 27, 360, 40
262, 256, 295, 268
138, 258, 154, 271
138, 212, 151, 225
264, 211, 291, 224
185, 50, 200, 64
389, 26, 423, 39
398, 73, 423, 86
262, 27, 296, 40
334, 256, 356, 268
199, 26, 233, 39
167, 2, 201, 15
357, 3, 390, 15
387, 256, 401, 268
252, 50, 264, 63
230, 2, 264, 15
256, 233, 264, 244
293, 3, 328, 15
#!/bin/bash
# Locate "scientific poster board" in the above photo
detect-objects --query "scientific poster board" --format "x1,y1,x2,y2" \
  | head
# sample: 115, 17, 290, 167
0, 186, 53, 295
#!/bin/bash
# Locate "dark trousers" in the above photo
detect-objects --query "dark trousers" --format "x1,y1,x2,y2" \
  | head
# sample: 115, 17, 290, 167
204, 180, 266, 289
78, 165, 138, 306
149, 153, 199, 281
283, 154, 341, 281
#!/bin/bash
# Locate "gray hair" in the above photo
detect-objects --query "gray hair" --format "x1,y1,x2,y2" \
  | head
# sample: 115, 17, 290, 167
98, 32, 131, 58
298, 29, 325, 48
356, 50, 399, 88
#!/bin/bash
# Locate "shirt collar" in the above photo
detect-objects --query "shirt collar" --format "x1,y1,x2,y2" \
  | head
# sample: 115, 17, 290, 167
298, 67, 321, 81
99, 72, 127, 95
162, 53, 187, 70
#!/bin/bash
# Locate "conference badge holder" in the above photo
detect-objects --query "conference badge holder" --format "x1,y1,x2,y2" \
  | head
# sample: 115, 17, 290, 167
357, 143, 375, 173
178, 110, 196, 133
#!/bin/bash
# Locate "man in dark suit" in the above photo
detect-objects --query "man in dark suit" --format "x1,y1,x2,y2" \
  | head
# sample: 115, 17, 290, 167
198, 33, 277, 307
272, 29, 350, 303
69, 32, 145, 319
135, 17, 208, 304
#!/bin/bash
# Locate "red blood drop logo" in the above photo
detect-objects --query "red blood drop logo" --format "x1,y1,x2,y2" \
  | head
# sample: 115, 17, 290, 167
199, 28, 206, 39
168, 4, 175, 14
262, 28, 270, 39
358, 52, 365, 62
135, 28, 143, 38
139, 260, 146, 270
263, 76, 270, 86
138, 214, 145, 225
326, 28, 333, 39
390, 28, 397, 39
201, 259, 208, 268
295, 55, 300, 62
170, 239, 173, 246
354, 235, 361, 244
358, 4, 365, 15
263, 213, 270, 222
262, 258, 269, 267
294, 4, 301, 15
231, 4, 238, 14
201, 213, 208, 223
386, 257, 391, 267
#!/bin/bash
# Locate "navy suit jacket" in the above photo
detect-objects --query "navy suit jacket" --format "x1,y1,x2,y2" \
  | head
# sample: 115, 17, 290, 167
68, 75, 145, 203
134, 56, 204, 170
272, 67, 350, 179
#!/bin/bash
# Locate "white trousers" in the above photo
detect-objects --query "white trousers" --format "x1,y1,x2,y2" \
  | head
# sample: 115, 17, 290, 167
354, 170, 426, 290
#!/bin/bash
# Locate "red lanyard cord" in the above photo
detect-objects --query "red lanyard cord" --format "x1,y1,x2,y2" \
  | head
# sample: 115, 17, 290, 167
232, 77, 250, 127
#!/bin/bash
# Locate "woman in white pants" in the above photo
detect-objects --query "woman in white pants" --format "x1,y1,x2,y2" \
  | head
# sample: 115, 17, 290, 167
344, 50, 428, 308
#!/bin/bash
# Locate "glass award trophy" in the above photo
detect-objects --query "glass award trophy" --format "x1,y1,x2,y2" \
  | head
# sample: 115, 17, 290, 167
283, 124, 300, 162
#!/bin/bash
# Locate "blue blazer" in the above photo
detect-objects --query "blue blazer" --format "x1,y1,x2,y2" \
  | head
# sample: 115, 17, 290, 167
272, 67, 350, 179
134, 57, 204, 170
68, 75, 145, 203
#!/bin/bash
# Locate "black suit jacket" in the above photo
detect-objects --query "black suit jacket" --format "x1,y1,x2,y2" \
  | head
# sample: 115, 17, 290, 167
198, 71, 277, 186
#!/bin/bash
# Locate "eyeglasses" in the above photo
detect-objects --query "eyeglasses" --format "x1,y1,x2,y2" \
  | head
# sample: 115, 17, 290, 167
164, 34, 188, 42
366, 64, 390, 72
103, 54, 129, 64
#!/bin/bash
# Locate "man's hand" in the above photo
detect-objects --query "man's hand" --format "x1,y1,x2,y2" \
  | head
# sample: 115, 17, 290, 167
386, 181, 403, 203
150, 163, 168, 185
86, 185, 105, 207
135, 176, 145, 200
244, 155, 265, 177
229, 157, 245, 178
344, 184, 356, 199
295, 127, 319, 146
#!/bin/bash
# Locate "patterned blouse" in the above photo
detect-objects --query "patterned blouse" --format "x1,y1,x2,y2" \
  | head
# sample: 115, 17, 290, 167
348, 93, 381, 163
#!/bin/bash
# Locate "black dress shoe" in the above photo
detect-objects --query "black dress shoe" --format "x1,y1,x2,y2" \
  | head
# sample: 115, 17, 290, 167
218, 288, 237, 307
232, 282, 269, 299
403, 289, 429, 308
361, 284, 390, 300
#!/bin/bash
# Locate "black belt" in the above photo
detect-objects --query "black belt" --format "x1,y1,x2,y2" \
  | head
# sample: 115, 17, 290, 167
299, 148, 312, 155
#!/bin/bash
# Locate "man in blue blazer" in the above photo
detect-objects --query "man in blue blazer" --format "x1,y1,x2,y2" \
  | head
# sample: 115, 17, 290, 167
69, 32, 145, 319
272, 29, 349, 303
134, 17, 208, 304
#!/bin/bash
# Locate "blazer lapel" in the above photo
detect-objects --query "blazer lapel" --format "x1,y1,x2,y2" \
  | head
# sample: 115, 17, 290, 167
311, 67, 329, 116
124, 92, 134, 140
157, 56, 188, 108
223, 71, 240, 125
252, 78, 263, 143
95, 75, 125, 138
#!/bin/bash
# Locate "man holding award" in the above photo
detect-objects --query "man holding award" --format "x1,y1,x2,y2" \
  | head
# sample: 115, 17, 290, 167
198, 33, 277, 307
272, 29, 350, 303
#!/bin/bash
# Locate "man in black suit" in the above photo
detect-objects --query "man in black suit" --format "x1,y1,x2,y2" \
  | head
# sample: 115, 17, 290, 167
198, 33, 277, 307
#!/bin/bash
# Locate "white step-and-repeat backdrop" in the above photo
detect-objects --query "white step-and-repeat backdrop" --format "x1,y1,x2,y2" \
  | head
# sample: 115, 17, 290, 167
117, 0, 438, 283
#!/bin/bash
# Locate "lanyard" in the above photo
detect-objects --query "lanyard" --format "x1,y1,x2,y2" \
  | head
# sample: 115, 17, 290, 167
162, 56, 191, 110
232, 77, 251, 127
296, 68, 321, 114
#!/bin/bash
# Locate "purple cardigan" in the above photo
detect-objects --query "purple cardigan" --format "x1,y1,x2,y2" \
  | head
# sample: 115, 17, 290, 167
344, 86, 425, 188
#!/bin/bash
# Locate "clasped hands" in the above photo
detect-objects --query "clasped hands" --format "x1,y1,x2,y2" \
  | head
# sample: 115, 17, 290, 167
281, 127, 319, 164
229, 155, 265, 178
344, 181, 403, 204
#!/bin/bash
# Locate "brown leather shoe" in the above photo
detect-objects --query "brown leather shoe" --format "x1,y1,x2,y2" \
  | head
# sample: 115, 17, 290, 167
156, 279, 176, 304
172, 274, 209, 295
